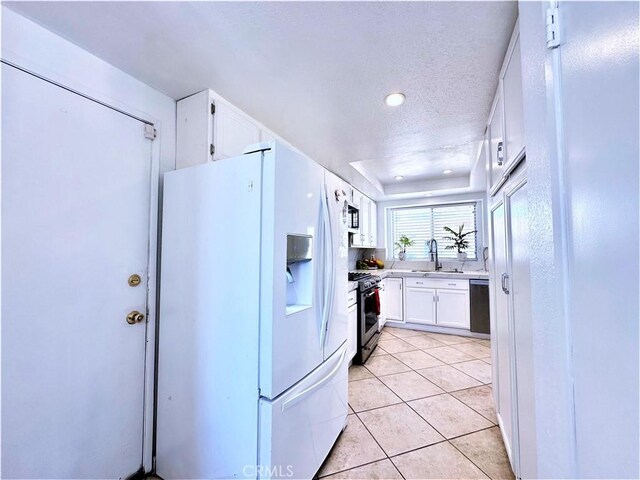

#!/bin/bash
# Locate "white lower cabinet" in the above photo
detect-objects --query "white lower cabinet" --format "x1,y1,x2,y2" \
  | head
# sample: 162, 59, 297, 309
404, 286, 436, 325
347, 302, 357, 361
385, 277, 404, 322
401, 278, 470, 330
436, 289, 470, 329
378, 279, 387, 328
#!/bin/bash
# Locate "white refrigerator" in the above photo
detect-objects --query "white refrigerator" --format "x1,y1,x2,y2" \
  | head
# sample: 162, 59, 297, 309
157, 141, 349, 479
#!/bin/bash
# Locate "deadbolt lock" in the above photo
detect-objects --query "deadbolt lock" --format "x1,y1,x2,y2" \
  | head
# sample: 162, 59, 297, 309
126, 311, 145, 325
128, 274, 142, 287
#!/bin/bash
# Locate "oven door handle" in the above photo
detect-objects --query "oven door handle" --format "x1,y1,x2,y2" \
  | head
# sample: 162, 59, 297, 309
363, 289, 378, 299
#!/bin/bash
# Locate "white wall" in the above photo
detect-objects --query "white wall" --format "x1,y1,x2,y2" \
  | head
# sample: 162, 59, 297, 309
519, 1, 639, 478
376, 192, 488, 271
2, 7, 176, 173
553, 2, 639, 477
2, 7, 177, 471
518, 3, 577, 477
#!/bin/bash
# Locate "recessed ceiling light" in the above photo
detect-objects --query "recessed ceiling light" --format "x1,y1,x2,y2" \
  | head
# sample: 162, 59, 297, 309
384, 93, 406, 107
442, 169, 453, 174
394, 175, 404, 180
425, 193, 433, 197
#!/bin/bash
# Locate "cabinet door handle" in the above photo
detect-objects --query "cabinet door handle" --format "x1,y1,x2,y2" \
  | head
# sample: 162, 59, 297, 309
497, 141, 504, 166
501, 273, 510, 294
447, 283, 456, 286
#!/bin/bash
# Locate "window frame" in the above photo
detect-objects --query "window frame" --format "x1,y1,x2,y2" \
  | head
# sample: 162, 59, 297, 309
385, 200, 483, 262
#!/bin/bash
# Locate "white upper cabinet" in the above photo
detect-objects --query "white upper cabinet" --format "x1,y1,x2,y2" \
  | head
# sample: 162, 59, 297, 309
362, 196, 371, 247
502, 31, 525, 169
213, 100, 260, 161
176, 90, 214, 169
488, 20, 525, 196
349, 189, 377, 248
260, 126, 278, 143
176, 89, 262, 169
369, 200, 377, 247
351, 190, 364, 247
488, 94, 505, 193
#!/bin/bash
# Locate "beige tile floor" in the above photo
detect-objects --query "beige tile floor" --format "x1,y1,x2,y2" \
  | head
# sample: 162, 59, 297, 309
318, 327, 514, 480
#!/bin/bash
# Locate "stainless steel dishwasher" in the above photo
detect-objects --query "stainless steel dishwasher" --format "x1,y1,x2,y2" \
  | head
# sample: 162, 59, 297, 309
469, 279, 490, 334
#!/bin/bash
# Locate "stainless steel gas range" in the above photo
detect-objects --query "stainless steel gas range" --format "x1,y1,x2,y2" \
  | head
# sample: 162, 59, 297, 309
348, 272, 382, 364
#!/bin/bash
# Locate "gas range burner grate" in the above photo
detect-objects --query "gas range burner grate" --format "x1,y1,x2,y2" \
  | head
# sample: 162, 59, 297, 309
348, 272, 372, 281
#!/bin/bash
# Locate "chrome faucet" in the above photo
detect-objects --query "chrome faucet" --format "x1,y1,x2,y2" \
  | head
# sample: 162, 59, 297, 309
428, 238, 442, 271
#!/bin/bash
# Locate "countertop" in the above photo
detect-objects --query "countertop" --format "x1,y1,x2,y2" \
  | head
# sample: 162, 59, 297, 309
351, 269, 490, 280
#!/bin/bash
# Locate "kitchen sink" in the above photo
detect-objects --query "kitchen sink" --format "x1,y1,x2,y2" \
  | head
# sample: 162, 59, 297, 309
410, 269, 463, 274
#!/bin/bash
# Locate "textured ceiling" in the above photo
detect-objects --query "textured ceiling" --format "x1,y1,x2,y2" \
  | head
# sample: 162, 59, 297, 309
6, 1, 517, 199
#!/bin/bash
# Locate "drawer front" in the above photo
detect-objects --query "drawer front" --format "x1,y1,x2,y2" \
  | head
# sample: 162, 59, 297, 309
347, 290, 357, 306
405, 278, 430, 288
405, 277, 469, 291
434, 279, 469, 291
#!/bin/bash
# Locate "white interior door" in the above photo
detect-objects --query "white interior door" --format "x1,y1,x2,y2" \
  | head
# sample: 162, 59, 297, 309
2, 64, 152, 479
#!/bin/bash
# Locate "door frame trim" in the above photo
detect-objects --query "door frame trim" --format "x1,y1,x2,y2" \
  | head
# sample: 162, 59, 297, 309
2, 59, 162, 474
1, 60, 153, 125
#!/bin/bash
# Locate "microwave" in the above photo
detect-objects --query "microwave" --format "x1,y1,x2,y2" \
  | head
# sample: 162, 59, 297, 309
347, 204, 359, 231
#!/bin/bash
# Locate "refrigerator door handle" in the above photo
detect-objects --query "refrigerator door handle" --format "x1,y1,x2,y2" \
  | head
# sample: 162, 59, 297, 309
326, 195, 336, 344
320, 185, 333, 346
281, 344, 346, 412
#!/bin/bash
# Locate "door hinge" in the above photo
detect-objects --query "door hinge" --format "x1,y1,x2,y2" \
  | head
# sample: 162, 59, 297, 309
210, 144, 215, 157
144, 124, 157, 140
211, 103, 216, 115
546, 6, 561, 49
248, 180, 254, 192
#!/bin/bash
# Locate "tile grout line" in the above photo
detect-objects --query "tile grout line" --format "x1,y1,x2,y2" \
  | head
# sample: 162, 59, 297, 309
340, 328, 499, 479
450, 391, 500, 426
351, 409, 404, 479
370, 346, 494, 442
447, 436, 496, 480
448, 359, 493, 381
395, 344, 498, 429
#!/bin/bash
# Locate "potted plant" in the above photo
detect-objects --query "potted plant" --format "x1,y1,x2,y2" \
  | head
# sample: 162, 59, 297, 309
443, 224, 477, 261
394, 235, 414, 261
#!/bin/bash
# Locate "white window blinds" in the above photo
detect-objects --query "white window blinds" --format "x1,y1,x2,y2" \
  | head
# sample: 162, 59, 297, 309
389, 203, 477, 260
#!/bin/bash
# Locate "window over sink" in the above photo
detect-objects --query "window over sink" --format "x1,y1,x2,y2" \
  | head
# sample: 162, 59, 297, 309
388, 202, 478, 260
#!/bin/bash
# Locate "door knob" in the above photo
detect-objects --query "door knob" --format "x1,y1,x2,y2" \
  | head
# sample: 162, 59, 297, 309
126, 310, 145, 324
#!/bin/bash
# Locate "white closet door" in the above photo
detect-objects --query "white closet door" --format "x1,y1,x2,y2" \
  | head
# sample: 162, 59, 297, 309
490, 200, 514, 465
506, 177, 533, 477
2, 64, 152, 479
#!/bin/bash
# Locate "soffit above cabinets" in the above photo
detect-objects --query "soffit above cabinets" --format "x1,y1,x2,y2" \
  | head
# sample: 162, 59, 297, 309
6, 1, 517, 200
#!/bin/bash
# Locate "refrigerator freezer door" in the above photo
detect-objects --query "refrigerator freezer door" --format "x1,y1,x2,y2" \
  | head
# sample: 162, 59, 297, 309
260, 144, 326, 399
259, 344, 348, 480
157, 155, 263, 479
323, 171, 349, 360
